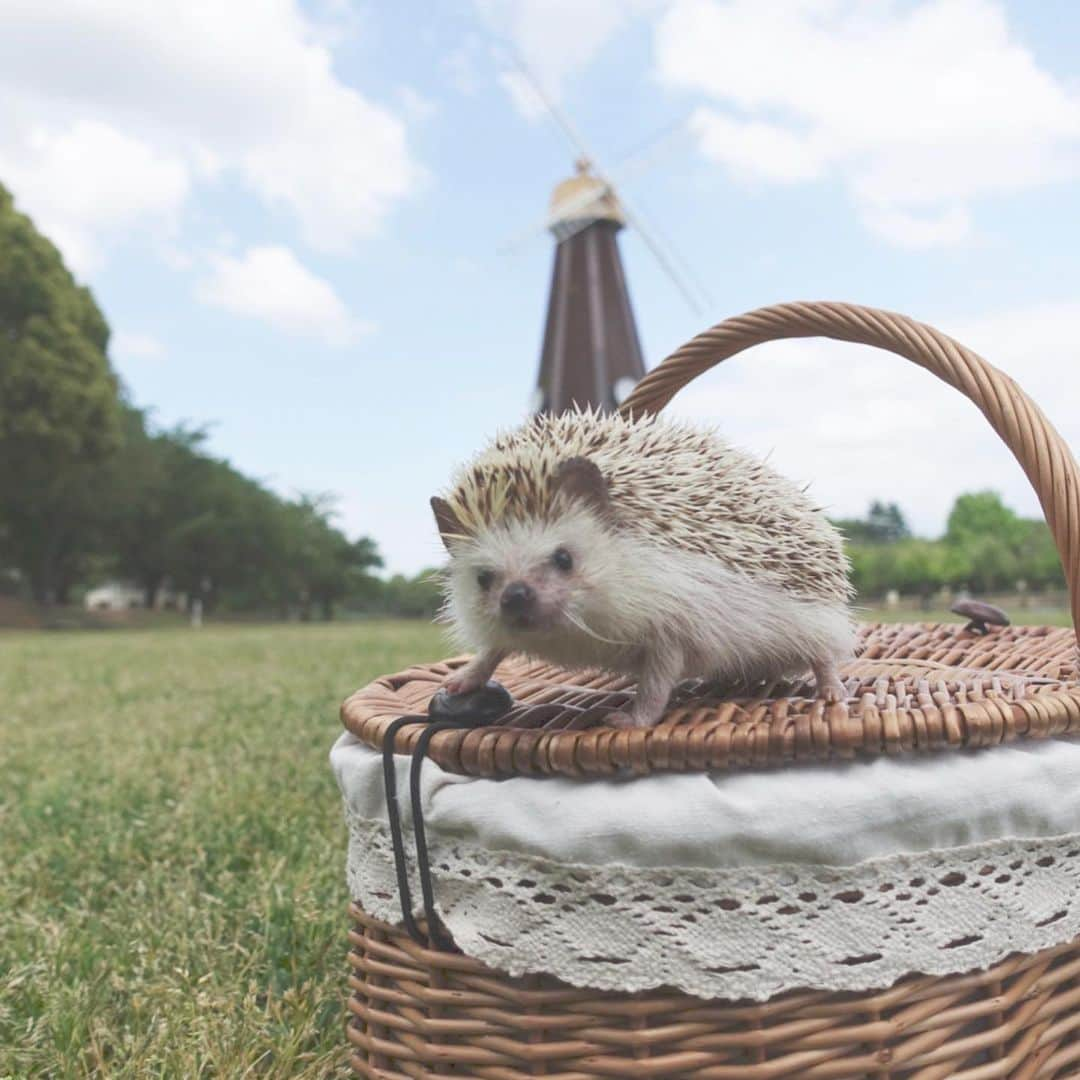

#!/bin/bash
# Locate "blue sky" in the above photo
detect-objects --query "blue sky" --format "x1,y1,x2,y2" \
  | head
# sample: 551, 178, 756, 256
3, 0, 1079, 574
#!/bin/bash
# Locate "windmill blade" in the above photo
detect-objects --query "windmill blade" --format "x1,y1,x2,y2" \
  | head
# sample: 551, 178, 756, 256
610, 114, 694, 180
499, 42, 599, 166
618, 196, 710, 316
485, 28, 710, 315
498, 211, 558, 255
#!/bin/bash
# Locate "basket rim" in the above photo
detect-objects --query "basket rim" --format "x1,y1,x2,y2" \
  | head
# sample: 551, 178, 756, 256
341, 621, 1080, 780
619, 301, 1080, 643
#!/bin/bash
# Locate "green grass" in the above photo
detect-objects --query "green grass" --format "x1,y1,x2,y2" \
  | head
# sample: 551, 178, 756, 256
0, 621, 447, 1079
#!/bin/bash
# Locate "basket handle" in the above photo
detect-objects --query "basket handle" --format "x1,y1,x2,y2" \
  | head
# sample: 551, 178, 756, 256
618, 300, 1080, 645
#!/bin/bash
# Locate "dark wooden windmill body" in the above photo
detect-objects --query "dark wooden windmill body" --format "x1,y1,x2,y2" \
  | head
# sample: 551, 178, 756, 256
532, 160, 646, 415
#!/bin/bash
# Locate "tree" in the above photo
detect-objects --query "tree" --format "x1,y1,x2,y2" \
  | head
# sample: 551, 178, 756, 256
161, 455, 287, 613
847, 543, 890, 599
0, 183, 122, 602
1015, 519, 1065, 591
0, 186, 396, 614
890, 541, 936, 599
376, 569, 443, 618
945, 491, 1025, 549
103, 419, 240, 608
281, 495, 384, 620
834, 501, 911, 545
944, 492, 1062, 593
844, 491, 1063, 602
962, 536, 1019, 593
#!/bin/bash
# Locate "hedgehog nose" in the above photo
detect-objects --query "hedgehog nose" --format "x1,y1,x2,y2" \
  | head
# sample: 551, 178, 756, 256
500, 581, 536, 614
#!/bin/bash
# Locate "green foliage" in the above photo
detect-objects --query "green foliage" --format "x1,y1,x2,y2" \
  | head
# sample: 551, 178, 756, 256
0, 184, 122, 601
1016, 518, 1066, 590
945, 491, 1028, 549
275, 495, 384, 620
98, 430, 388, 619
373, 568, 444, 619
834, 500, 911, 544
0, 189, 395, 615
0, 184, 118, 464
846, 492, 1065, 600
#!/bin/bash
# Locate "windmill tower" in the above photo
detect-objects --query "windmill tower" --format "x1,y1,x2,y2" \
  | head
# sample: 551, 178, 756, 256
532, 157, 646, 415
502, 66, 707, 418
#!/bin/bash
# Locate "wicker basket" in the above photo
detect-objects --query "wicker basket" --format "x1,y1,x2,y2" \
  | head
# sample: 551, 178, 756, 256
343, 302, 1080, 1078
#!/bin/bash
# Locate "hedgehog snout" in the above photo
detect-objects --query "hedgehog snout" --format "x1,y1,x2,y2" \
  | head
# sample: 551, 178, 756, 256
500, 581, 537, 624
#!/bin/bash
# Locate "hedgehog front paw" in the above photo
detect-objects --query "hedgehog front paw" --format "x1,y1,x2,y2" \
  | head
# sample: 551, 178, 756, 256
819, 682, 846, 705
443, 670, 486, 697
812, 659, 847, 704
443, 650, 507, 699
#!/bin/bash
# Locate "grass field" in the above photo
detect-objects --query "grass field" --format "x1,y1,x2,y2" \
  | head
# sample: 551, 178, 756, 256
0, 621, 447, 1079
2, 609, 1072, 1078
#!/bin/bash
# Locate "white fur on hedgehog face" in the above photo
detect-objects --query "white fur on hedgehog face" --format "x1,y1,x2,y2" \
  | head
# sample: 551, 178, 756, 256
445, 506, 630, 652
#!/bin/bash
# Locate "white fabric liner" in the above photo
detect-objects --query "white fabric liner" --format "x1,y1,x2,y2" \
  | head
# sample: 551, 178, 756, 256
332, 731, 1080, 1001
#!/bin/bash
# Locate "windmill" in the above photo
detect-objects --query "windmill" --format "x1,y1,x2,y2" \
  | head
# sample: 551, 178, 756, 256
502, 58, 709, 416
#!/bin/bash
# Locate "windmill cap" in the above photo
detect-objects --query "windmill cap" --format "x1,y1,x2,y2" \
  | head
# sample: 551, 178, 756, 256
548, 160, 624, 230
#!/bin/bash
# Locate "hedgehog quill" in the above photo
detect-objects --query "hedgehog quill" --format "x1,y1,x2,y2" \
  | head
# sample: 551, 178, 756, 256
431, 409, 855, 728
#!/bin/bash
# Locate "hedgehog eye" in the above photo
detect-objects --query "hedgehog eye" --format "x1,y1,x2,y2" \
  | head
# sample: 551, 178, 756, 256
552, 547, 573, 573
476, 569, 495, 591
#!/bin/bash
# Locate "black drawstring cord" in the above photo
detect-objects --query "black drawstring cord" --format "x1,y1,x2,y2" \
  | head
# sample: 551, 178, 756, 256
409, 720, 474, 950
380, 713, 428, 944
380, 681, 513, 950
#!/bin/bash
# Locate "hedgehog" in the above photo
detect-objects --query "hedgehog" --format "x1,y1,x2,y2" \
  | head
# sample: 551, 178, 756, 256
430, 408, 855, 728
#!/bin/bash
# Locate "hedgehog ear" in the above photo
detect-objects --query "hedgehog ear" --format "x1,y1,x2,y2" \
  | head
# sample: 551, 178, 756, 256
553, 457, 611, 517
430, 496, 467, 551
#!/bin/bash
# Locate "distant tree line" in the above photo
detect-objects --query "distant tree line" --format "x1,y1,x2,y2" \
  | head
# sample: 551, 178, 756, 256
835, 496, 1065, 604
0, 182, 445, 619
2, 182, 1064, 619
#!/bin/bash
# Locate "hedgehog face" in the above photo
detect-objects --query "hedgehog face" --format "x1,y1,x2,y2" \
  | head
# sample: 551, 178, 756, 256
455, 510, 599, 632
444, 505, 628, 653
435, 453, 636, 654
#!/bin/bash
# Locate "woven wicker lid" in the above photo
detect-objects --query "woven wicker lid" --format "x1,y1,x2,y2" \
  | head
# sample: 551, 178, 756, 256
343, 301, 1080, 779
341, 622, 1080, 778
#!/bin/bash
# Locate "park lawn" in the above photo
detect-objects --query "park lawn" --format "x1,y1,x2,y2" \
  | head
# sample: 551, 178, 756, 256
0, 621, 447, 1080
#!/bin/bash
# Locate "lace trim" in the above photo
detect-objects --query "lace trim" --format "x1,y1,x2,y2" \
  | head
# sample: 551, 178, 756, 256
345, 812, 1080, 1001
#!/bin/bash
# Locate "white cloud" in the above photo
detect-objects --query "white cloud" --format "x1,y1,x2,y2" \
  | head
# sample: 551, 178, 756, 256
860, 204, 972, 250
656, 0, 1080, 248
0, 0, 419, 270
195, 246, 372, 347
397, 86, 438, 122
688, 107, 823, 184
113, 331, 166, 361
477, 0, 657, 118
496, 69, 550, 121
1, 121, 189, 273
665, 300, 1080, 539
